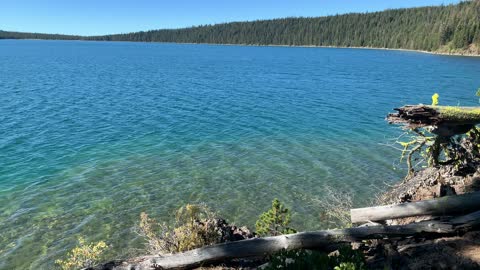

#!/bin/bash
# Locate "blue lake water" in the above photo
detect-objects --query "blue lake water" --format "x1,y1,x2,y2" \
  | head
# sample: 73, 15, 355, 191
1, 40, 480, 269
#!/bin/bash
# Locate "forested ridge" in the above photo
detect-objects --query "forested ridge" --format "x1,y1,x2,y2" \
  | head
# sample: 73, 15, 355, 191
1, 0, 479, 54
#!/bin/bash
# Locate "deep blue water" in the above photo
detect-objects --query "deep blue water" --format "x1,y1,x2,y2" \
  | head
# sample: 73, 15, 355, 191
1, 40, 480, 269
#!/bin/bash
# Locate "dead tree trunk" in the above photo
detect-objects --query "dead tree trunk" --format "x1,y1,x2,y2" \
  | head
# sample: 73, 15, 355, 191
350, 191, 480, 223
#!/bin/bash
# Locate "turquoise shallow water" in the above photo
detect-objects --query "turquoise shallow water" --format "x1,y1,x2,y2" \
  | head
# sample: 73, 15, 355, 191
1, 40, 480, 269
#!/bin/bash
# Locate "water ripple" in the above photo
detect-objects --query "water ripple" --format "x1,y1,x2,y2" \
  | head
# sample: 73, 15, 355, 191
1, 40, 480, 269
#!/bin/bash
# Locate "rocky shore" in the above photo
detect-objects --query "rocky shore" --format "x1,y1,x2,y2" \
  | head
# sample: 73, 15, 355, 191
362, 164, 480, 269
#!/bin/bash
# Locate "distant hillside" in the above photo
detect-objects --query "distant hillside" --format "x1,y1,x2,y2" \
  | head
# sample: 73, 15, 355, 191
1, 1, 479, 54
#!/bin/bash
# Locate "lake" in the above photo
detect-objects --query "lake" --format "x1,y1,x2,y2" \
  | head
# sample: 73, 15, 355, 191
1, 40, 480, 269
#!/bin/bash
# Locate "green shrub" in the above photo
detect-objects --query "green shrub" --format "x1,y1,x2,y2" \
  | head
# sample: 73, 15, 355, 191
55, 237, 108, 270
137, 203, 221, 254
255, 198, 296, 236
334, 262, 358, 270
264, 246, 366, 270
330, 246, 366, 270
265, 249, 330, 270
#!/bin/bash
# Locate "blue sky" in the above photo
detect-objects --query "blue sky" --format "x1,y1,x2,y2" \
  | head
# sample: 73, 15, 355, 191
0, 0, 462, 36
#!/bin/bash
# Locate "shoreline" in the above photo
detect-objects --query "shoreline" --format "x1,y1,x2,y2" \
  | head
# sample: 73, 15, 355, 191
171, 42, 480, 57
3, 38, 480, 57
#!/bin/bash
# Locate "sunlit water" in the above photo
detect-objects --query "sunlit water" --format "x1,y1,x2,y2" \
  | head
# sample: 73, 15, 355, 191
1, 40, 480, 269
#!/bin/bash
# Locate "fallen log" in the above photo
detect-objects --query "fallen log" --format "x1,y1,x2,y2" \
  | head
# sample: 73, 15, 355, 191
452, 210, 480, 229
387, 105, 480, 136
98, 211, 480, 270
350, 191, 480, 223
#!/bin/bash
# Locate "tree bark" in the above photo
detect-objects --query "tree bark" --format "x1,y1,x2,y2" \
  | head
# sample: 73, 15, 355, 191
350, 191, 480, 223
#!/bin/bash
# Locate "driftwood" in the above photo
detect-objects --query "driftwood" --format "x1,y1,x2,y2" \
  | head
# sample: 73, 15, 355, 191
387, 105, 480, 136
351, 191, 480, 223
99, 210, 480, 270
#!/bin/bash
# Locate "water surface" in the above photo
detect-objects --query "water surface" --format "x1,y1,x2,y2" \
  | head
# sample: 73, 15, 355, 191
1, 40, 480, 269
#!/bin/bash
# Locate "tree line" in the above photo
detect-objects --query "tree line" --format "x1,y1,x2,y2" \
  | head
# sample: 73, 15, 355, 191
1, 0, 479, 52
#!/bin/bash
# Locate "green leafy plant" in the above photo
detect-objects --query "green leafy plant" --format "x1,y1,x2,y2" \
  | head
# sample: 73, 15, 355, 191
255, 198, 296, 236
55, 237, 108, 270
330, 246, 366, 270
265, 249, 330, 270
476, 88, 480, 103
264, 246, 366, 270
334, 262, 357, 270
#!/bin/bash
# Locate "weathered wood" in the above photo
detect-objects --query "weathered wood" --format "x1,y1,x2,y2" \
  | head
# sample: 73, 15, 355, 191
350, 192, 480, 223
102, 217, 477, 270
451, 210, 480, 230
387, 105, 480, 136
